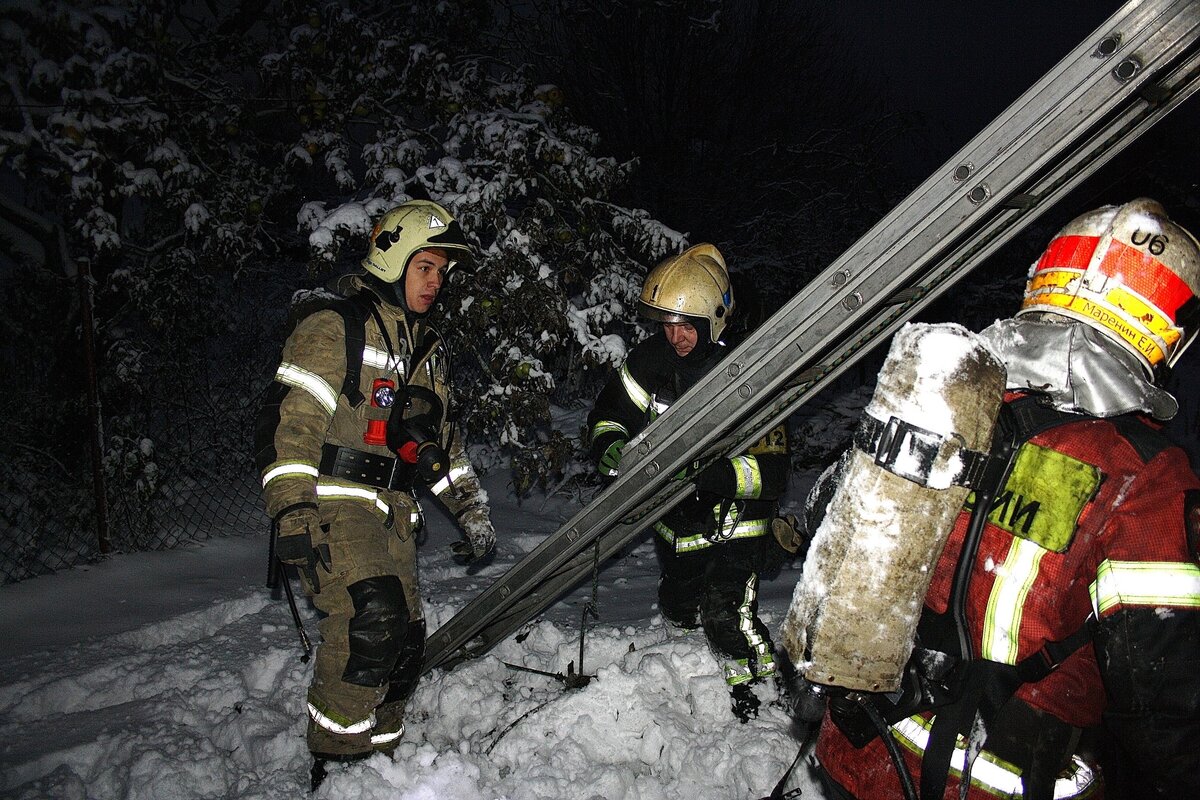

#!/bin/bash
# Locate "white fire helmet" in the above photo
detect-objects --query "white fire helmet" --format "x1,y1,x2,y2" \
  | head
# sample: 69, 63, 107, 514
638, 243, 735, 343
1018, 198, 1200, 379
361, 200, 473, 283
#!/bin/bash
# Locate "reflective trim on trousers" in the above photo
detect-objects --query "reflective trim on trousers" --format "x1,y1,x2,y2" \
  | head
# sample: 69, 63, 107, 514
654, 519, 770, 552
735, 573, 774, 675
370, 726, 404, 745
307, 702, 375, 736
315, 482, 391, 517
723, 651, 777, 686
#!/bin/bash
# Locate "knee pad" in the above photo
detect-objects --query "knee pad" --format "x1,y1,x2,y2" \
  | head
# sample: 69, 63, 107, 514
344, 576, 409, 687
383, 619, 427, 704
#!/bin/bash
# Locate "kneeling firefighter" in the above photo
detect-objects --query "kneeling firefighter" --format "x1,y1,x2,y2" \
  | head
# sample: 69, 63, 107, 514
782, 199, 1200, 800
586, 243, 792, 722
255, 200, 496, 773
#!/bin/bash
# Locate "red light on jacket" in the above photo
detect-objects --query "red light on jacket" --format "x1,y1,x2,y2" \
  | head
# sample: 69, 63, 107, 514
364, 378, 395, 446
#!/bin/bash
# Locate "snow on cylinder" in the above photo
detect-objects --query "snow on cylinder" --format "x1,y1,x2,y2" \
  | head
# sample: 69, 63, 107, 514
781, 322, 1006, 692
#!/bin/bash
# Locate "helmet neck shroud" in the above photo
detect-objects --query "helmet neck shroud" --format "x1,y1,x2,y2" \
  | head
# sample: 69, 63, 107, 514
361, 271, 411, 313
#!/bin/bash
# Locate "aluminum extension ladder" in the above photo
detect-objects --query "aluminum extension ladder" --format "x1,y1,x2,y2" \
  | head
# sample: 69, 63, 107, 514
423, 0, 1200, 674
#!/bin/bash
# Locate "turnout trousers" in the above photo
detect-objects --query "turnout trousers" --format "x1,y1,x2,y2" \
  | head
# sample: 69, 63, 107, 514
301, 496, 425, 758
655, 534, 777, 684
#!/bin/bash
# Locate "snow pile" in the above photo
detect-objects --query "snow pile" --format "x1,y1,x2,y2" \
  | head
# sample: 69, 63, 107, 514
0, 471, 823, 800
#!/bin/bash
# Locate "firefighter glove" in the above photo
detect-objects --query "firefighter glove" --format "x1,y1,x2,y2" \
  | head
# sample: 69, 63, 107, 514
599, 439, 625, 477
771, 514, 809, 558
452, 504, 495, 562
274, 504, 324, 591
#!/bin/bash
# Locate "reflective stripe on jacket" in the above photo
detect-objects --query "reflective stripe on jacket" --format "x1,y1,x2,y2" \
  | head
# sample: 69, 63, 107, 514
817, 400, 1200, 799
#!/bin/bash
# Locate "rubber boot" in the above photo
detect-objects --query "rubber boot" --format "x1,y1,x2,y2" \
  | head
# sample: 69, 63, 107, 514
730, 683, 760, 723
371, 700, 406, 756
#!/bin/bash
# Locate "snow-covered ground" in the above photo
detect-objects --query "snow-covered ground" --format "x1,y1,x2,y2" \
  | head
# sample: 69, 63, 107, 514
0, 459, 830, 800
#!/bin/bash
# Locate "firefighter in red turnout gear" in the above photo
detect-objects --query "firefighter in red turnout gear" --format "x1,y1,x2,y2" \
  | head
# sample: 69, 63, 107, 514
587, 244, 791, 722
799, 199, 1200, 800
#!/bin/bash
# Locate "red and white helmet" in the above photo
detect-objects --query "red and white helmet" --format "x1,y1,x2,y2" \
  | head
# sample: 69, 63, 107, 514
1018, 198, 1200, 379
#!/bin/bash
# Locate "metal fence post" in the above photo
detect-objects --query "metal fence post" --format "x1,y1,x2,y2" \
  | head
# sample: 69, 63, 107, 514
73, 246, 111, 555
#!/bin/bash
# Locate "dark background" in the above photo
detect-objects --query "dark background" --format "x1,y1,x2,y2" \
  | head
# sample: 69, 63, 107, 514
541, 0, 1200, 458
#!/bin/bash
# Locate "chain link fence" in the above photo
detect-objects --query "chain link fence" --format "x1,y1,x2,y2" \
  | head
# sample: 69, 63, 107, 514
0, 265, 285, 586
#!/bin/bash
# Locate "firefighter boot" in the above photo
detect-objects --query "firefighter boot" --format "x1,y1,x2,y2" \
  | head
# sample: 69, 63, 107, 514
371, 700, 406, 756
730, 683, 761, 723
306, 714, 373, 760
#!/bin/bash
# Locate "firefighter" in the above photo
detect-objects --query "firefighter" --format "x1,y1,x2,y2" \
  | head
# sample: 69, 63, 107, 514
800, 198, 1200, 800
586, 243, 791, 722
255, 200, 496, 772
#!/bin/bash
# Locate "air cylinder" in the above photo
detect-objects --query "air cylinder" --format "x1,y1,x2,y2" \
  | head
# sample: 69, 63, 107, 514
781, 322, 1006, 692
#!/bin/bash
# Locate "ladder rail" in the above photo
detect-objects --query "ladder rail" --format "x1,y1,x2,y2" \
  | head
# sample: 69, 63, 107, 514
620, 0, 1200, 490
423, 0, 1200, 673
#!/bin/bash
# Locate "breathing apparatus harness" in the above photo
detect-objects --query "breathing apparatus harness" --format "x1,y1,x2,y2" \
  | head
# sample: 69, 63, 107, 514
792, 394, 1102, 800
303, 286, 454, 495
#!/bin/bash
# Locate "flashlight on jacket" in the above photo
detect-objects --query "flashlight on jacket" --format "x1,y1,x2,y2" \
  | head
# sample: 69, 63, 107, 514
364, 378, 395, 446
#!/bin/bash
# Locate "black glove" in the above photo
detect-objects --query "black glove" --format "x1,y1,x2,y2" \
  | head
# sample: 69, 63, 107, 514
771, 513, 810, 559
274, 504, 324, 592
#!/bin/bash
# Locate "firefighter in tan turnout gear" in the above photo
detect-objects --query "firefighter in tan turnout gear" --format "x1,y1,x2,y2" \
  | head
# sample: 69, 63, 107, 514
255, 200, 495, 775
587, 244, 791, 723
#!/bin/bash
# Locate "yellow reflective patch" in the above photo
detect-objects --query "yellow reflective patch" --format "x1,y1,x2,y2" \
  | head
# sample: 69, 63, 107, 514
965, 443, 1101, 553
748, 425, 788, 455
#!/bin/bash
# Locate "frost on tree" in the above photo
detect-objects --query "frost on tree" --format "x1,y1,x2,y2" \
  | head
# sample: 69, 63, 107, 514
782, 323, 1006, 692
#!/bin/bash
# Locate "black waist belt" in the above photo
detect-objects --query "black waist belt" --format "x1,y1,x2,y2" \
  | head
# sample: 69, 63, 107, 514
319, 444, 407, 491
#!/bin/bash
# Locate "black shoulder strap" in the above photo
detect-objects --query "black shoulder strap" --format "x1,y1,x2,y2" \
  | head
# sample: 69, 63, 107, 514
288, 290, 376, 409
407, 321, 443, 378
1107, 413, 1173, 463
921, 394, 1093, 800
1006, 393, 1088, 440
334, 291, 378, 408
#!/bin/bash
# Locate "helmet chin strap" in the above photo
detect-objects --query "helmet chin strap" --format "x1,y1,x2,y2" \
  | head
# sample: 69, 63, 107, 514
361, 271, 432, 317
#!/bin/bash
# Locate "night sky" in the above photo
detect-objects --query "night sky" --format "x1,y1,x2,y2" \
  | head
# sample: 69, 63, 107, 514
815, 1, 1199, 453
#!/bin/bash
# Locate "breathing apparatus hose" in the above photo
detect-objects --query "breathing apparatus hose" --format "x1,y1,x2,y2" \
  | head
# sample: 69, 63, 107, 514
950, 405, 1017, 660
853, 693, 919, 800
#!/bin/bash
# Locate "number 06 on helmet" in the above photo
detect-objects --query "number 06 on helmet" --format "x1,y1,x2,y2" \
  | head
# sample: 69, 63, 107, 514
1018, 197, 1200, 380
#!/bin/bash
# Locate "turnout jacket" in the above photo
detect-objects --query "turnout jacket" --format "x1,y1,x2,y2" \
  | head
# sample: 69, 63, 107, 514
586, 331, 789, 551
256, 274, 487, 532
817, 395, 1200, 800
